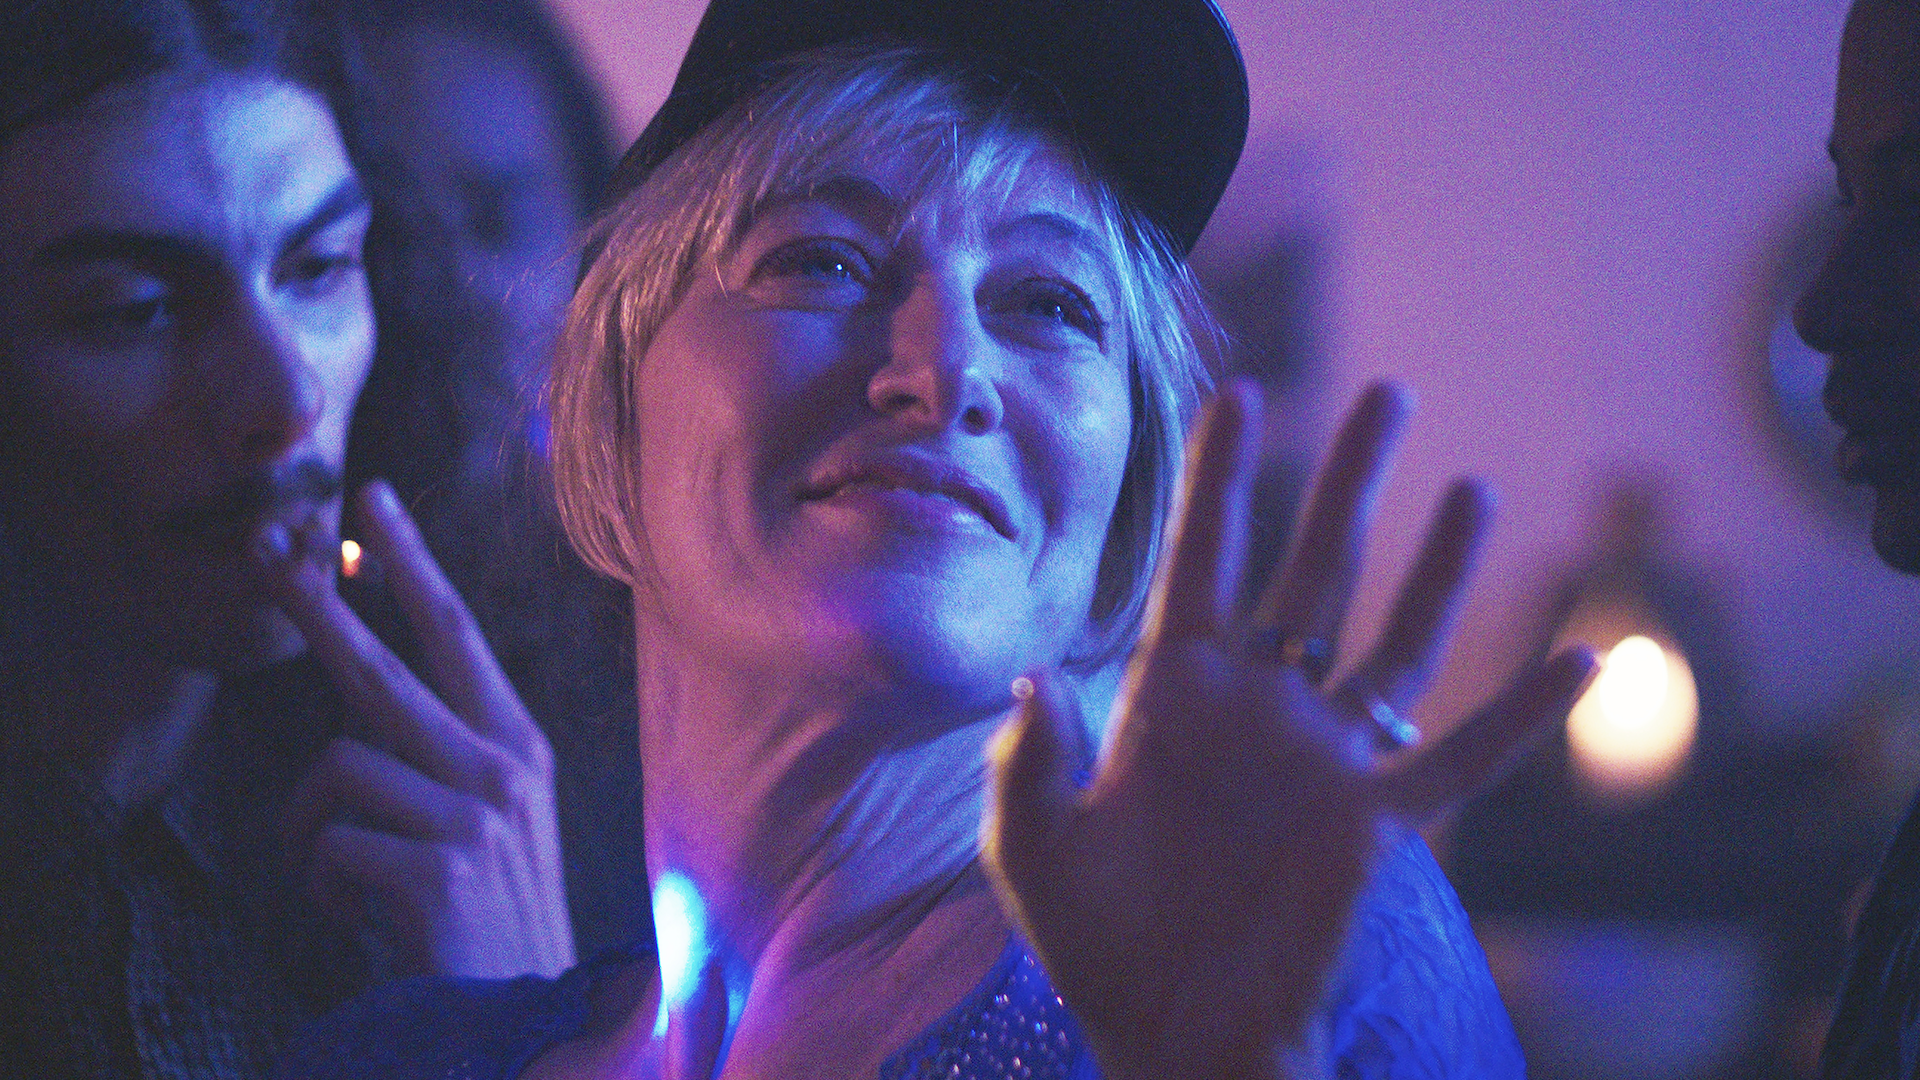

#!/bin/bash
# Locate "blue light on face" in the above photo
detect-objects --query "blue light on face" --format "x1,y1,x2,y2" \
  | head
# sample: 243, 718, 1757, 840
651, 870, 710, 1038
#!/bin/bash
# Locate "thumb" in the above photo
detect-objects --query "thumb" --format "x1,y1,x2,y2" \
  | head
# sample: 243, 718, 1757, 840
982, 670, 1082, 886
665, 956, 729, 1080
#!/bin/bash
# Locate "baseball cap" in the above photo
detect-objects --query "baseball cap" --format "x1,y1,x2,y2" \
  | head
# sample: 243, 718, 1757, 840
607, 0, 1248, 253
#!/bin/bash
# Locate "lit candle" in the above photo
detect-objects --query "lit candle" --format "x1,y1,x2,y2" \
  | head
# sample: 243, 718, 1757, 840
1566, 634, 1698, 799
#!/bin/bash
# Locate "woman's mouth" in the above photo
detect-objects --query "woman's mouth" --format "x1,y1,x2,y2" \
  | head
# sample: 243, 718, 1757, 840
1824, 355, 1920, 488
1835, 422, 1920, 490
797, 453, 1017, 541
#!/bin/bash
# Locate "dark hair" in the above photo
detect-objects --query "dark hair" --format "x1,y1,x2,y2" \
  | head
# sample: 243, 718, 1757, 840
0, 0, 324, 149
314, 0, 613, 220
315, 0, 617, 509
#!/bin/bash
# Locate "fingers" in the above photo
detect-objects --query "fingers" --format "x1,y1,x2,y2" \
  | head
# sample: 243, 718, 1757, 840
354, 482, 542, 761
303, 822, 437, 970
1334, 479, 1493, 719
301, 801, 576, 979
1254, 382, 1413, 669
282, 738, 471, 864
304, 821, 546, 978
1153, 380, 1265, 642
983, 671, 1084, 884
258, 526, 495, 793
1376, 647, 1598, 821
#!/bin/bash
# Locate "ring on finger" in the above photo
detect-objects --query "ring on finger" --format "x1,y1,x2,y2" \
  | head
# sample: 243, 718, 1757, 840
1360, 690, 1421, 750
1279, 634, 1334, 677
1244, 627, 1335, 681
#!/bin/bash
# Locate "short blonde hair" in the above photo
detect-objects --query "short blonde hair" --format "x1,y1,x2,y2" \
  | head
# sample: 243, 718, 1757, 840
549, 41, 1218, 666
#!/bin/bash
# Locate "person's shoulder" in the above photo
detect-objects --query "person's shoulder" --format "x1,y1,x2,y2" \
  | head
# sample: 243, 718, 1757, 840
1353, 828, 1485, 959
276, 943, 652, 1080
1322, 827, 1527, 1080
1819, 791, 1920, 1079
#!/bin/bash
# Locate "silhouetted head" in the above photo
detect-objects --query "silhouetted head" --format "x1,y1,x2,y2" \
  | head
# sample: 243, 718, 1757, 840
1798, 0, 1920, 573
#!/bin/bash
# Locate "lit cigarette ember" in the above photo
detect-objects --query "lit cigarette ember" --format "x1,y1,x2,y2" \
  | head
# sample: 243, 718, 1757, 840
340, 539, 363, 578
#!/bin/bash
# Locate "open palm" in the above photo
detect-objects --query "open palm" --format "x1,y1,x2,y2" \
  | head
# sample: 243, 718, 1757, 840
983, 382, 1595, 1080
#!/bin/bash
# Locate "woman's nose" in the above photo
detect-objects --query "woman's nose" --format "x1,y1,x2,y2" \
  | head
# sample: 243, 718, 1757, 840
868, 277, 1005, 435
211, 300, 326, 467
1796, 214, 1915, 356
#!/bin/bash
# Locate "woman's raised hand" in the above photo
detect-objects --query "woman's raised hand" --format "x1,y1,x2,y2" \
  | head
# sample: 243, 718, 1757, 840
982, 381, 1596, 1080
265, 480, 576, 980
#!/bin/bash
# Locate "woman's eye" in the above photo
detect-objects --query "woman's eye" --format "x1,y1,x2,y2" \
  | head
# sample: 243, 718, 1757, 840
1008, 279, 1106, 344
750, 238, 874, 289
281, 249, 365, 299
63, 294, 175, 342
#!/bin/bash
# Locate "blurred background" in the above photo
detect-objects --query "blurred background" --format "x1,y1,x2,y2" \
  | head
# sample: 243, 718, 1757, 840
545, 0, 1920, 1075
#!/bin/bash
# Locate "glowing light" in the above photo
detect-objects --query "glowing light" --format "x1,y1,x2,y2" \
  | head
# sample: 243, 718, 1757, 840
339, 539, 363, 578
651, 871, 709, 1038
1567, 634, 1698, 798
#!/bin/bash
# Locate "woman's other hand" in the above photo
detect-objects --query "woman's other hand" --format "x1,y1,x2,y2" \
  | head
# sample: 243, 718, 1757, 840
268, 480, 576, 980
982, 381, 1596, 1080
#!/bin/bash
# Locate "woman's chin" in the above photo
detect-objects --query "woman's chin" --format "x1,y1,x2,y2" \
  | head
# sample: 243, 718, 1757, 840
1870, 475, 1920, 576
761, 594, 1036, 726
849, 616, 1029, 715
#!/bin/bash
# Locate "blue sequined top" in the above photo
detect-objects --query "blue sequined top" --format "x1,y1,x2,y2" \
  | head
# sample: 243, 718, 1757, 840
277, 832, 1524, 1079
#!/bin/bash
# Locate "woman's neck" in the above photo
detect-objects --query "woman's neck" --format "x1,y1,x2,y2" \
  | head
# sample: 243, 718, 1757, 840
639, 641, 1003, 963
631, 624, 1014, 1079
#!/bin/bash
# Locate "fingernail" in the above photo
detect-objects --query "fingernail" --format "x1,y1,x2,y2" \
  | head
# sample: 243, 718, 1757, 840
1370, 379, 1416, 415
364, 480, 400, 515
254, 522, 293, 562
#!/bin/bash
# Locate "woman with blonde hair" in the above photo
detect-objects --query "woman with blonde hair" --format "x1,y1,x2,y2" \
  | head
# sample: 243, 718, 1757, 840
282, 0, 1595, 1075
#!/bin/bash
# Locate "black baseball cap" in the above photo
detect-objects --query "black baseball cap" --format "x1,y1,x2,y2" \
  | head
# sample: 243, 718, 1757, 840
606, 0, 1248, 254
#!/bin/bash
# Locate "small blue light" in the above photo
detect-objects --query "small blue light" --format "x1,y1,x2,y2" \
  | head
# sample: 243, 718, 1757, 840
652, 871, 709, 1038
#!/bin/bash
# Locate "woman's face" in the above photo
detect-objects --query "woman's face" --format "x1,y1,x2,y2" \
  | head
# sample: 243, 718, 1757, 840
1799, 0, 1920, 574
632, 148, 1133, 718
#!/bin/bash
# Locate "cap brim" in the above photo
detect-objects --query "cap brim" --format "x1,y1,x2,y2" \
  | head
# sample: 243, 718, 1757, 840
609, 0, 1248, 253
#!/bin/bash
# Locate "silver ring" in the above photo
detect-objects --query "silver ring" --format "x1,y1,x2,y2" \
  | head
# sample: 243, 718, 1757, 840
1363, 692, 1421, 750
1244, 628, 1334, 683
1279, 634, 1334, 683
